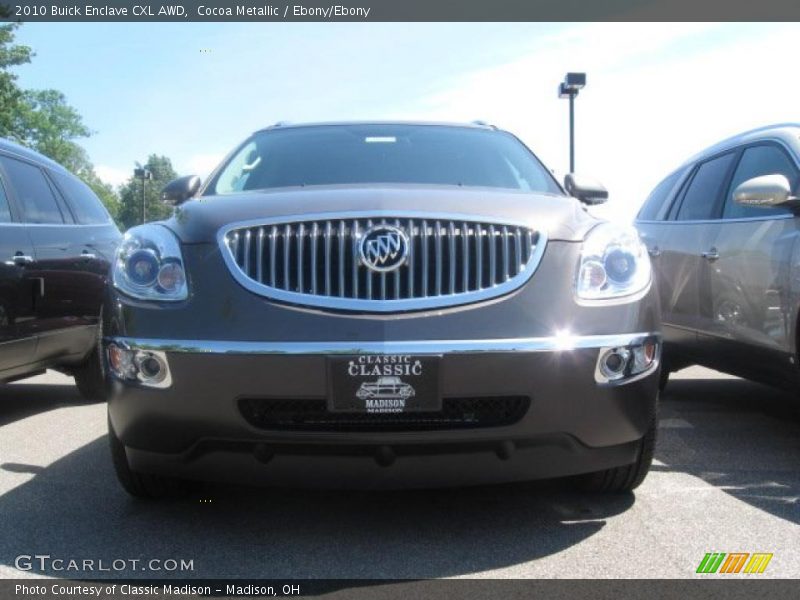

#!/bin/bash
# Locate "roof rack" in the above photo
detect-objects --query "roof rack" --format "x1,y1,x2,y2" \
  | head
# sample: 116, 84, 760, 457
470, 120, 496, 129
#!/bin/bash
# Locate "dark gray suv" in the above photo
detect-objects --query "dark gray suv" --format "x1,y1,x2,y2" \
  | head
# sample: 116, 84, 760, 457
104, 122, 661, 498
636, 123, 800, 391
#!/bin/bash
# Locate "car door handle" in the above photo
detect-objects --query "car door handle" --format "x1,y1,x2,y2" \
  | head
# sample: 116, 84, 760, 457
5, 253, 34, 266
80, 251, 97, 260
701, 248, 720, 261
647, 245, 661, 258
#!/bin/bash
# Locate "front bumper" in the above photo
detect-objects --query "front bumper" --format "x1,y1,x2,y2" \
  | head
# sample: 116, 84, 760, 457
105, 332, 660, 488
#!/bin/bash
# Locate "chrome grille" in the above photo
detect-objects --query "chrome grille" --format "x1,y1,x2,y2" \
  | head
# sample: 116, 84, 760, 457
219, 213, 544, 312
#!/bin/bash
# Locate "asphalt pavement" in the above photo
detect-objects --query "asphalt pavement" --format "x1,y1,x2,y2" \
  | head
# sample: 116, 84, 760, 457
0, 367, 798, 579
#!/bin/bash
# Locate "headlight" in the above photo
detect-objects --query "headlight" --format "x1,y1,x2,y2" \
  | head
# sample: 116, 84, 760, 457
576, 223, 651, 301
113, 224, 188, 301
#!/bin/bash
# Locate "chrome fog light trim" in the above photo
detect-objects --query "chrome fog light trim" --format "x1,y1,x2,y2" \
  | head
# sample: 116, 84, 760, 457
594, 336, 660, 385
106, 343, 172, 389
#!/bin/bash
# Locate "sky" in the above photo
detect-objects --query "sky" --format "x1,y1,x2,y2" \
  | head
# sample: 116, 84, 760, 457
12, 22, 800, 222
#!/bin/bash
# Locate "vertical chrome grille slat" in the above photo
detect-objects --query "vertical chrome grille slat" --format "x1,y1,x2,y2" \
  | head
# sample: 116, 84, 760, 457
448, 222, 456, 294
421, 219, 429, 297
324, 221, 332, 296
224, 216, 540, 308
242, 229, 252, 277
394, 219, 401, 300
297, 223, 305, 293
339, 220, 347, 297
256, 227, 265, 282
365, 219, 373, 300
310, 222, 318, 295
407, 218, 415, 298
283, 224, 291, 290
350, 220, 358, 298
269, 226, 277, 287
434, 220, 443, 296
229, 232, 240, 264
462, 222, 469, 292
475, 223, 483, 290
380, 218, 387, 301
502, 226, 510, 282
488, 225, 496, 286
524, 230, 533, 264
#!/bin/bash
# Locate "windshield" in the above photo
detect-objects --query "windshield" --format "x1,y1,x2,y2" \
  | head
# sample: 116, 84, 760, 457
206, 124, 562, 195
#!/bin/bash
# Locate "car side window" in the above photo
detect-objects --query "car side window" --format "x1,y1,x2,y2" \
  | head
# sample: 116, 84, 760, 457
722, 145, 799, 220
638, 170, 682, 221
50, 170, 111, 225
0, 156, 64, 224
0, 177, 11, 223
675, 152, 737, 221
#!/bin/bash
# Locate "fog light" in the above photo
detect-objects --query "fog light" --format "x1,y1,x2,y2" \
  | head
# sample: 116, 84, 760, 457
599, 348, 630, 381
137, 354, 165, 382
595, 337, 660, 384
106, 344, 172, 388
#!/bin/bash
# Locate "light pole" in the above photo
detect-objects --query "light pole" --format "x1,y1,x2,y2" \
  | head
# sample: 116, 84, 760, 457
134, 166, 153, 224
558, 72, 586, 173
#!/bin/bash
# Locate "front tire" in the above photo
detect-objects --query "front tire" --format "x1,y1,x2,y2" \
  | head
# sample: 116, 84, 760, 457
575, 412, 657, 493
73, 310, 107, 402
108, 413, 190, 499
73, 345, 106, 402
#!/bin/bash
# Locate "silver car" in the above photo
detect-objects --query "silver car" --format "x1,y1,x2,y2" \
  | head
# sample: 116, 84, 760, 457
636, 123, 800, 390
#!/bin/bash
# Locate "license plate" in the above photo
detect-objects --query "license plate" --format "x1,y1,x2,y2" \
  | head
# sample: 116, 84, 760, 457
328, 355, 441, 413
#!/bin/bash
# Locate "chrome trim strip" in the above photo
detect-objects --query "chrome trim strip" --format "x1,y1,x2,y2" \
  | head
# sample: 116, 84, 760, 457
216, 212, 547, 312
106, 332, 660, 356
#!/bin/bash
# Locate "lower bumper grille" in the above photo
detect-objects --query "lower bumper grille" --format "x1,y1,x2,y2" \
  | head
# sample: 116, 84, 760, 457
238, 396, 531, 432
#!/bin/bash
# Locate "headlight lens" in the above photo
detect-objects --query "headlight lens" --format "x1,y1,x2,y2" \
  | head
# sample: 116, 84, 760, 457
113, 224, 188, 301
576, 223, 651, 301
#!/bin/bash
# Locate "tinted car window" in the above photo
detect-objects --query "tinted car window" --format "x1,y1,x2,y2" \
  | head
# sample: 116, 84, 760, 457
0, 178, 10, 223
208, 125, 562, 195
0, 156, 63, 224
50, 170, 110, 224
722, 145, 799, 219
638, 170, 682, 221
676, 153, 736, 221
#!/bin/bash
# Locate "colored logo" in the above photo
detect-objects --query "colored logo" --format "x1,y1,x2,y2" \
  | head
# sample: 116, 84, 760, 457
696, 552, 773, 574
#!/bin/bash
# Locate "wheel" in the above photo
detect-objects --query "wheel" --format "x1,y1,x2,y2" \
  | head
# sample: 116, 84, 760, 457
73, 345, 106, 402
73, 309, 107, 402
575, 412, 658, 493
108, 413, 190, 499
658, 367, 669, 392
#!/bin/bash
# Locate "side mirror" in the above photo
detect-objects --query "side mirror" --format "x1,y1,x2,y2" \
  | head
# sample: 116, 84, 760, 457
162, 175, 201, 206
734, 174, 796, 208
564, 173, 608, 205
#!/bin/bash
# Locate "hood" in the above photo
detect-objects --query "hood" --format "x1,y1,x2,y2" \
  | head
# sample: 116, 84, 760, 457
166, 184, 599, 244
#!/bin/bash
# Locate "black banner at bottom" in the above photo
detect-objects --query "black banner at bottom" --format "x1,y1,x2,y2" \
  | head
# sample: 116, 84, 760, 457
3, 579, 800, 600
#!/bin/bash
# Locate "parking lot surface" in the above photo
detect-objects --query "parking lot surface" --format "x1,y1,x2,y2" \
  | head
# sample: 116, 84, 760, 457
1, 367, 798, 579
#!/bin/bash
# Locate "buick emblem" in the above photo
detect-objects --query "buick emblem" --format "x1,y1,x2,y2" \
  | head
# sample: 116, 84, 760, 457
359, 225, 409, 273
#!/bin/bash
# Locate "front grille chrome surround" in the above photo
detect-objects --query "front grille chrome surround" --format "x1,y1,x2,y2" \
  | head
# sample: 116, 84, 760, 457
217, 211, 547, 312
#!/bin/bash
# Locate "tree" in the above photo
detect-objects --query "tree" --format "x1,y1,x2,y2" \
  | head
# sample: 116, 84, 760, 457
0, 23, 120, 220
117, 155, 178, 230
0, 23, 33, 141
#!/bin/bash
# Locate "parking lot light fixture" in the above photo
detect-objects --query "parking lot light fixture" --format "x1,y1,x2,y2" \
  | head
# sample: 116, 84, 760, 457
558, 72, 586, 173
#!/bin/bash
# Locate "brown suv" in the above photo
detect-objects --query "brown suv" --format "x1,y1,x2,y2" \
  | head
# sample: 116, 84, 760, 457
636, 123, 800, 391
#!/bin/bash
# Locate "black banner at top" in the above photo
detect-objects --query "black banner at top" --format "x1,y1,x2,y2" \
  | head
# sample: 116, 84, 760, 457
2, 0, 800, 22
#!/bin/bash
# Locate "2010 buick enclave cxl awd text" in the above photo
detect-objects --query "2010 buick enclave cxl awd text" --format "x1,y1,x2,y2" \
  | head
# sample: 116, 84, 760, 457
104, 122, 661, 498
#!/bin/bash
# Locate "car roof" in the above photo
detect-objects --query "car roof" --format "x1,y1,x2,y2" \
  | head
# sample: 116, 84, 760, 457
254, 120, 500, 134
0, 137, 71, 175
682, 123, 800, 167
